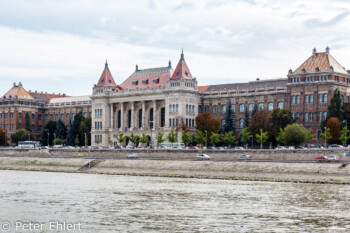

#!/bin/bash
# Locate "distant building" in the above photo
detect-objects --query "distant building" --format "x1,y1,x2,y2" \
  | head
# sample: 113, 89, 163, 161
1, 47, 349, 145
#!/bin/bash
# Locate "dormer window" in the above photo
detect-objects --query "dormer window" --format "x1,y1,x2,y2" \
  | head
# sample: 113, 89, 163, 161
153, 78, 160, 83
142, 79, 149, 84
109, 79, 112, 83
101, 79, 104, 83
132, 80, 138, 85
176, 71, 179, 76
185, 71, 188, 76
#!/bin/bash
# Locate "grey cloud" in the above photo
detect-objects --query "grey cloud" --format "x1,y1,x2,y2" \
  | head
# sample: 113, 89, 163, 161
304, 12, 350, 28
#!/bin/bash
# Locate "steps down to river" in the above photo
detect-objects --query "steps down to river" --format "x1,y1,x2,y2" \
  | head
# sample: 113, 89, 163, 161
78, 159, 104, 171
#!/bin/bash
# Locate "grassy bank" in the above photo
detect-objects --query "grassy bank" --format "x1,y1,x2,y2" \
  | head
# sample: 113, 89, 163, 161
0, 157, 350, 185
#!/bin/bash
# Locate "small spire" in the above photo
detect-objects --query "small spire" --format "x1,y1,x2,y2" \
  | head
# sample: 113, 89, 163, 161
312, 47, 317, 56
180, 48, 184, 60
168, 60, 171, 68
325, 46, 330, 54
13, 82, 16, 87
136, 64, 139, 72
18, 82, 22, 87
105, 59, 108, 69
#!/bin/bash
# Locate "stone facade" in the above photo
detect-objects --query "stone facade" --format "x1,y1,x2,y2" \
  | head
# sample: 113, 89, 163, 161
2, 47, 350, 146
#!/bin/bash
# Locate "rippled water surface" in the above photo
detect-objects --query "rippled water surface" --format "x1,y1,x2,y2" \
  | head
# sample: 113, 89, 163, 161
1, 170, 350, 232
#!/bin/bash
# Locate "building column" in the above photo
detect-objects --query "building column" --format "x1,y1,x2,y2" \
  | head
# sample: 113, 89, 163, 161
110, 104, 113, 129
142, 101, 145, 129
130, 102, 134, 130
120, 102, 124, 131
153, 100, 157, 129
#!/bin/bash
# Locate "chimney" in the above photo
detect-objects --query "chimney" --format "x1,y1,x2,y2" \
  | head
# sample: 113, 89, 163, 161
135, 64, 139, 72
256, 78, 260, 81
35, 90, 37, 93
312, 47, 317, 56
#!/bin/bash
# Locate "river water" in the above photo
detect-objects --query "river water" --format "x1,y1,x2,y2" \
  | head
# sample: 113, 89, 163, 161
0, 170, 349, 232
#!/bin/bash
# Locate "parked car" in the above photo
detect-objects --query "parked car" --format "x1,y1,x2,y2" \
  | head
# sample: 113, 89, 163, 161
126, 145, 134, 149
310, 145, 324, 150
197, 154, 210, 160
40, 146, 49, 149
275, 146, 287, 150
234, 146, 245, 150
52, 145, 63, 149
328, 144, 344, 149
315, 156, 330, 162
327, 155, 340, 162
127, 153, 139, 158
296, 146, 306, 150
238, 155, 252, 160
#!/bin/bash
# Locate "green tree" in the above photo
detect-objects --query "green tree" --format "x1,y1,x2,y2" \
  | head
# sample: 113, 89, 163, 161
156, 132, 165, 146
66, 120, 75, 146
341, 103, 350, 126
116, 133, 125, 146
223, 100, 235, 134
129, 133, 138, 146
167, 129, 177, 143
193, 130, 205, 145
283, 123, 308, 147
255, 131, 269, 146
139, 133, 149, 144
41, 120, 56, 146
73, 112, 84, 146
320, 128, 331, 144
305, 129, 314, 142
276, 128, 285, 145
0, 128, 6, 146
270, 108, 293, 141
10, 129, 34, 144
210, 133, 221, 146
321, 89, 342, 129
55, 119, 67, 139
181, 130, 192, 146
53, 138, 67, 145
79, 116, 91, 146
222, 131, 236, 147
340, 126, 350, 146
25, 112, 31, 132
240, 127, 252, 145
244, 108, 249, 128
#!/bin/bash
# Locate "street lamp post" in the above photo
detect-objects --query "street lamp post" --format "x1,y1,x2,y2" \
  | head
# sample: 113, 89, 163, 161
324, 127, 327, 148
260, 129, 263, 149
205, 130, 207, 148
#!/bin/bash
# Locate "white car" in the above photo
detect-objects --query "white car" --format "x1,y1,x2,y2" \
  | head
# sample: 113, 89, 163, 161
197, 154, 210, 160
275, 146, 287, 150
234, 146, 245, 150
127, 153, 139, 158
328, 144, 344, 149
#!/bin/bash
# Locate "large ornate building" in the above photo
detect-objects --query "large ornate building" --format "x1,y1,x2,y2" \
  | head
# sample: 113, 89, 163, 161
1, 47, 349, 145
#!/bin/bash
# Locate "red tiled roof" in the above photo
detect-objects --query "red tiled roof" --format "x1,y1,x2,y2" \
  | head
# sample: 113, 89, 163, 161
294, 52, 347, 74
198, 86, 209, 92
2, 84, 33, 99
29, 92, 67, 103
170, 51, 193, 80
119, 66, 173, 90
96, 61, 117, 87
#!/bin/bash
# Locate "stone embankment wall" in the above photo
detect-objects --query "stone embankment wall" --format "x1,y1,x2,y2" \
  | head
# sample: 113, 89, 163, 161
0, 148, 349, 161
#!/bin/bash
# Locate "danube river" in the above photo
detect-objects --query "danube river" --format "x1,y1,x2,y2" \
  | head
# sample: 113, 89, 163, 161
0, 170, 349, 232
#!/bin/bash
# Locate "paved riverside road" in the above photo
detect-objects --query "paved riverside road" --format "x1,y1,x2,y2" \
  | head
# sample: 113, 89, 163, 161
0, 153, 348, 164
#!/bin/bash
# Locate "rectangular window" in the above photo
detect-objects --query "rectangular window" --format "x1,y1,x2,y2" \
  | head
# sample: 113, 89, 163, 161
278, 102, 283, 109
305, 113, 308, 122
221, 105, 226, 113
204, 106, 209, 112
310, 95, 313, 104
32, 125, 35, 132
239, 104, 245, 112
19, 112, 22, 119
231, 104, 236, 112
323, 112, 327, 120
32, 114, 35, 120
5, 113, 8, 119
0, 113, 2, 119
319, 94, 323, 103
258, 103, 263, 111
296, 96, 300, 104
153, 78, 160, 83
38, 114, 42, 120
38, 125, 42, 132
10, 113, 14, 119
318, 112, 322, 122
142, 79, 148, 84
132, 80, 138, 85
268, 103, 273, 111
341, 95, 344, 104
305, 95, 309, 104
309, 113, 313, 122
292, 96, 295, 104
213, 106, 218, 114
324, 94, 327, 103
249, 104, 254, 112
61, 114, 64, 121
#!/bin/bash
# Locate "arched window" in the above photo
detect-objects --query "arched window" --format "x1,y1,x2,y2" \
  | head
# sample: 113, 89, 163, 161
239, 104, 245, 112
268, 103, 273, 111
239, 119, 244, 128
292, 96, 296, 104
258, 103, 263, 111
323, 94, 327, 103
231, 104, 235, 112
192, 105, 195, 113
186, 105, 188, 113
221, 105, 227, 113
169, 104, 172, 112
249, 104, 254, 112
305, 112, 308, 122
278, 102, 283, 109
176, 104, 179, 112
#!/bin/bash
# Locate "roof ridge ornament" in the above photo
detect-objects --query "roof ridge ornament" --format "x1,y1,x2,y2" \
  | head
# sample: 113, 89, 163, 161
312, 47, 317, 56
180, 48, 184, 60
105, 59, 108, 69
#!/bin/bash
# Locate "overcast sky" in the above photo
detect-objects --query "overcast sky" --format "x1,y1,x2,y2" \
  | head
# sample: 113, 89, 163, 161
0, 0, 350, 96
